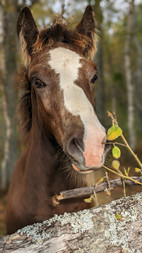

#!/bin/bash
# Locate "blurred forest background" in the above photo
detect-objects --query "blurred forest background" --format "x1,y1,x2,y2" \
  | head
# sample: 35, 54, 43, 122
0, 0, 142, 235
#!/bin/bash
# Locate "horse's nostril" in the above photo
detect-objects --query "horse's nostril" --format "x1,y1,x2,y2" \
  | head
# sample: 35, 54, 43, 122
66, 138, 84, 164
74, 138, 84, 152
68, 138, 83, 154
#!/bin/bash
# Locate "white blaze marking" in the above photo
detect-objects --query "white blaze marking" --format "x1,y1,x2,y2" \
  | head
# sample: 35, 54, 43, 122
49, 47, 105, 166
49, 48, 99, 123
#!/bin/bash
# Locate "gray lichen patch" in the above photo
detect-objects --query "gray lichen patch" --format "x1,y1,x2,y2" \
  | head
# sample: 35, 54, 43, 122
17, 222, 53, 245
98, 193, 142, 253
56, 209, 94, 233
17, 209, 94, 244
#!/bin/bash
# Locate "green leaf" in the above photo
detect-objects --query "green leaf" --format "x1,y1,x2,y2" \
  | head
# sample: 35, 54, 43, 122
104, 188, 111, 196
84, 195, 93, 203
112, 160, 120, 170
115, 212, 122, 221
107, 124, 122, 140
84, 195, 96, 204
112, 146, 121, 159
96, 177, 105, 186
135, 167, 141, 173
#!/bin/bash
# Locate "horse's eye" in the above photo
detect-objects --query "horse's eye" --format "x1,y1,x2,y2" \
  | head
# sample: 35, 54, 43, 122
91, 74, 98, 84
32, 78, 46, 88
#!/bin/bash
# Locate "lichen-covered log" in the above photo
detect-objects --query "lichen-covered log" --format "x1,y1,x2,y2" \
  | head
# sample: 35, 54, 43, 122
1, 192, 142, 253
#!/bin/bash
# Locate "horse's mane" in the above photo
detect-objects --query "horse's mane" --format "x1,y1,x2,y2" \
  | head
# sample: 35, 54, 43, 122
17, 66, 32, 142
17, 22, 96, 142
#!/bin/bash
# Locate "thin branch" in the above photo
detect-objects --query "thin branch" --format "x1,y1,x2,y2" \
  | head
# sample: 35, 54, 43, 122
121, 134, 142, 169
103, 141, 126, 147
103, 165, 142, 185
107, 111, 142, 169
54, 176, 142, 202
105, 171, 111, 195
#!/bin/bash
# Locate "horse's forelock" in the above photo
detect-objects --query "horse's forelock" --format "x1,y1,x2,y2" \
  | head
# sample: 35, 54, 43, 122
32, 23, 95, 58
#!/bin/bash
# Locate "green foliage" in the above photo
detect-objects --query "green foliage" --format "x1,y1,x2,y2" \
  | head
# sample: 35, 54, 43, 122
107, 124, 122, 140
112, 146, 121, 159
112, 160, 120, 170
113, 72, 123, 82
104, 112, 142, 197
135, 167, 141, 173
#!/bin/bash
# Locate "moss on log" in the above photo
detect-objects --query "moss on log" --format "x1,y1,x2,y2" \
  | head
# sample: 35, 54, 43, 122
1, 192, 142, 252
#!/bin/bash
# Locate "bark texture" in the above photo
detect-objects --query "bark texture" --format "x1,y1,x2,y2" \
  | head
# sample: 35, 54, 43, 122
1, 191, 142, 252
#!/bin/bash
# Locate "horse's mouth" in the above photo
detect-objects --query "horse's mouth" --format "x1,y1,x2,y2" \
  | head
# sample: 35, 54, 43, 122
72, 162, 102, 174
71, 142, 111, 174
72, 163, 94, 174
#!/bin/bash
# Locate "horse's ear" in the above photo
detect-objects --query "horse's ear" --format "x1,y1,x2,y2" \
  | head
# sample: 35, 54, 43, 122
17, 7, 38, 65
76, 5, 97, 59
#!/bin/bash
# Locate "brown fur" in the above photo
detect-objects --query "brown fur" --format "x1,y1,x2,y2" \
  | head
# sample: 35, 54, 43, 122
6, 6, 105, 235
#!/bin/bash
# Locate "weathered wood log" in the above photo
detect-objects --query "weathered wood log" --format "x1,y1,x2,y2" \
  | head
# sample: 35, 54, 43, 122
1, 191, 142, 252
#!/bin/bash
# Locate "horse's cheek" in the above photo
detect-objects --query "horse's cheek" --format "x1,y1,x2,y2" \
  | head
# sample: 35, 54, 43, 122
38, 90, 52, 114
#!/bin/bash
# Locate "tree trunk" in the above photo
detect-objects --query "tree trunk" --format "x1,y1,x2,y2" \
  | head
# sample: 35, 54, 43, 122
1, 191, 142, 252
124, 0, 136, 150
0, 73, 12, 190
105, 37, 117, 115
133, 36, 142, 133
0, 1, 19, 191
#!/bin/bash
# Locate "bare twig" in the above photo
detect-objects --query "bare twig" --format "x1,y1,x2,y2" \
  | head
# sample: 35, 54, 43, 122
54, 176, 142, 202
106, 141, 127, 148
105, 171, 111, 195
121, 134, 142, 169
103, 165, 142, 186
93, 190, 99, 206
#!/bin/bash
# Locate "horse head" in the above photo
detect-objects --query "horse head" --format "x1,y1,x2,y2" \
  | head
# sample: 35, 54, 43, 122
17, 6, 108, 174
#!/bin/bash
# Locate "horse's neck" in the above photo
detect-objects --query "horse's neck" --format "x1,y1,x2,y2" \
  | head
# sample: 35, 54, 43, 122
23, 126, 58, 186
